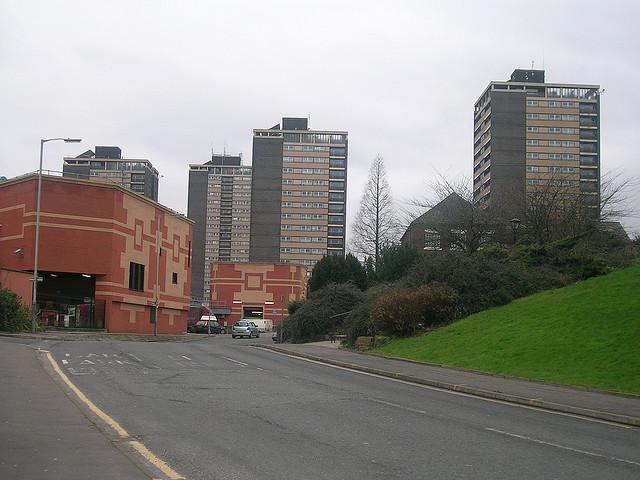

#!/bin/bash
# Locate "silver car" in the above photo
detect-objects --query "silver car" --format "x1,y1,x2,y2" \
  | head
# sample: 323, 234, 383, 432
231, 321, 260, 339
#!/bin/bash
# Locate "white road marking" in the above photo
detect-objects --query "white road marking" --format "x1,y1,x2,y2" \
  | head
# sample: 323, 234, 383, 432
44, 352, 186, 479
68, 367, 96, 376
181, 355, 192, 361
223, 357, 248, 367
368, 398, 426, 415
61, 359, 68, 365
257, 348, 633, 429
485, 427, 640, 467
256, 367, 265, 371
128, 354, 143, 362
65, 353, 70, 357
80, 359, 95, 365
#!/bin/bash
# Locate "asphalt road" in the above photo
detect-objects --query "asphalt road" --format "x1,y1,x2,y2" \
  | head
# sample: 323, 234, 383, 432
31, 335, 640, 479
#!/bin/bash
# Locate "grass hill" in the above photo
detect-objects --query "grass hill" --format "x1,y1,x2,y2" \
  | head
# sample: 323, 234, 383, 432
372, 264, 640, 394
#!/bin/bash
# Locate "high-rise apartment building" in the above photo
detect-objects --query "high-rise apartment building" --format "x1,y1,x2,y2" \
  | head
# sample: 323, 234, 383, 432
473, 69, 600, 218
250, 117, 348, 267
187, 154, 252, 303
63, 146, 159, 201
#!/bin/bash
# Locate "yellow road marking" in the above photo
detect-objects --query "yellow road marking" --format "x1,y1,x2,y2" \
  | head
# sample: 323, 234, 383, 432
129, 441, 186, 480
45, 351, 129, 438
43, 351, 186, 479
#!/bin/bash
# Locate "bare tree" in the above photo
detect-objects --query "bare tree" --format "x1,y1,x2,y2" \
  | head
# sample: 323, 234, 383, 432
599, 169, 639, 223
405, 174, 494, 254
522, 175, 583, 243
350, 155, 398, 265
519, 170, 637, 243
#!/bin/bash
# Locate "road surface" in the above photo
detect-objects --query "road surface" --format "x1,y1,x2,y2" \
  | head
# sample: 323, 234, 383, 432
8, 335, 640, 479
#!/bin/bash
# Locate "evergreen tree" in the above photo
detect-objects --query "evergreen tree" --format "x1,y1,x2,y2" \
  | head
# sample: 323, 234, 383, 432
308, 254, 367, 292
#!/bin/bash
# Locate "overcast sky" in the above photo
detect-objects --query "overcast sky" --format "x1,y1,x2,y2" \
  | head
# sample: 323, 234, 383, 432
2, 0, 639, 236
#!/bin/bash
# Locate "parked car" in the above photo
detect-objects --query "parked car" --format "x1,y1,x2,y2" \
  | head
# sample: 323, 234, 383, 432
188, 318, 225, 334
242, 318, 272, 332
232, 321, 260, 339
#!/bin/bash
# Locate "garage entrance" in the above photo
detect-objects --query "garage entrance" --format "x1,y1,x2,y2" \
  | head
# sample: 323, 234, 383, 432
242, 306, 263, 320
36, 272, 104, 329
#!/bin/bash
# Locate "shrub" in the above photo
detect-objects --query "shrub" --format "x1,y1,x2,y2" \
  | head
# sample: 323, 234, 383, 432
370, 283, 457, 337
404, 253, 536, 316
369, 245, 421, 285
412, 283, 458, 328
287, 300, 305, 315
342, 282, 395, 345
308, 254, 367, 292
284, 282, 364, 342
0, 288, 30, 332
370, 288, 419, 337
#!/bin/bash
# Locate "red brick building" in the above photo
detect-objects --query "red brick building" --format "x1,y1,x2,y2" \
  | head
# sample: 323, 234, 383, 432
0, 174, 192, 334
210, 263, 307, 328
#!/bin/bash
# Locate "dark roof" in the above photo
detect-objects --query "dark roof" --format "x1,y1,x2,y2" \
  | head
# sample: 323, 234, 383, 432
401, 192, 472, 242
76, 149, 95, 158
411, 192, 470, 224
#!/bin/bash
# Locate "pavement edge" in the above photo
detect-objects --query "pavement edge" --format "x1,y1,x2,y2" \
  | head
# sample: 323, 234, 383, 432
257, 345, 640, 428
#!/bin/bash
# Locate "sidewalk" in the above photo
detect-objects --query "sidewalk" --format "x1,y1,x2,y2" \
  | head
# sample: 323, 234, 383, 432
0, 341, 150, 479
260, 342, 640, 427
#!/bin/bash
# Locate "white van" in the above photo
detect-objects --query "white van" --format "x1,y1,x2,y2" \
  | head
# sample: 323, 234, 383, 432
244, 318, 273, 332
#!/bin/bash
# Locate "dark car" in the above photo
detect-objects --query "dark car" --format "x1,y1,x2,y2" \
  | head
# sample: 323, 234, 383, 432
188, 319, 225, 334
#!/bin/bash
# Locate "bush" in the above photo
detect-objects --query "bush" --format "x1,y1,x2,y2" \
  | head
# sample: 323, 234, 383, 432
308, 254, 367, 292
342, 282, 395, 345
370, 283, 457, 337
287, 300, 305, 315
369, 245, 421, 285
404, 253, 537, 316
284, 282, 364, 342
412, 283, 458, 328
0, 288, 30, 332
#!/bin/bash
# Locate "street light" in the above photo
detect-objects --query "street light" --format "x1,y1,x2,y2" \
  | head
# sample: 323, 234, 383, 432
510, 218, 521, 244
280, 295, 286, 344
32, 138, 82, 333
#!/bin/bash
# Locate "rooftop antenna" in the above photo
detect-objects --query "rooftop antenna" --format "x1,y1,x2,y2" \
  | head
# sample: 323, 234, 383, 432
531, 60, 535, 69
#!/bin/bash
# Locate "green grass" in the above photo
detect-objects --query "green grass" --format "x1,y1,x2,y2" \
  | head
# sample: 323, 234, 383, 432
372, 264, 640, 394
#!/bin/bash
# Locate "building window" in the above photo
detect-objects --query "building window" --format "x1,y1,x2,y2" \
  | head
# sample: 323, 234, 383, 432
129, 262, 145, 291
172, 272, 178, 284
547, 87, 561, 97
424, 229, 441, 251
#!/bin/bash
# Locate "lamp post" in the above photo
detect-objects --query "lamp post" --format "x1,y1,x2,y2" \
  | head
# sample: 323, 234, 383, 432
280, 295, 286, 344
153, 212, 161, 336
510, 218, 521, 244
31, 138, 81, 333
